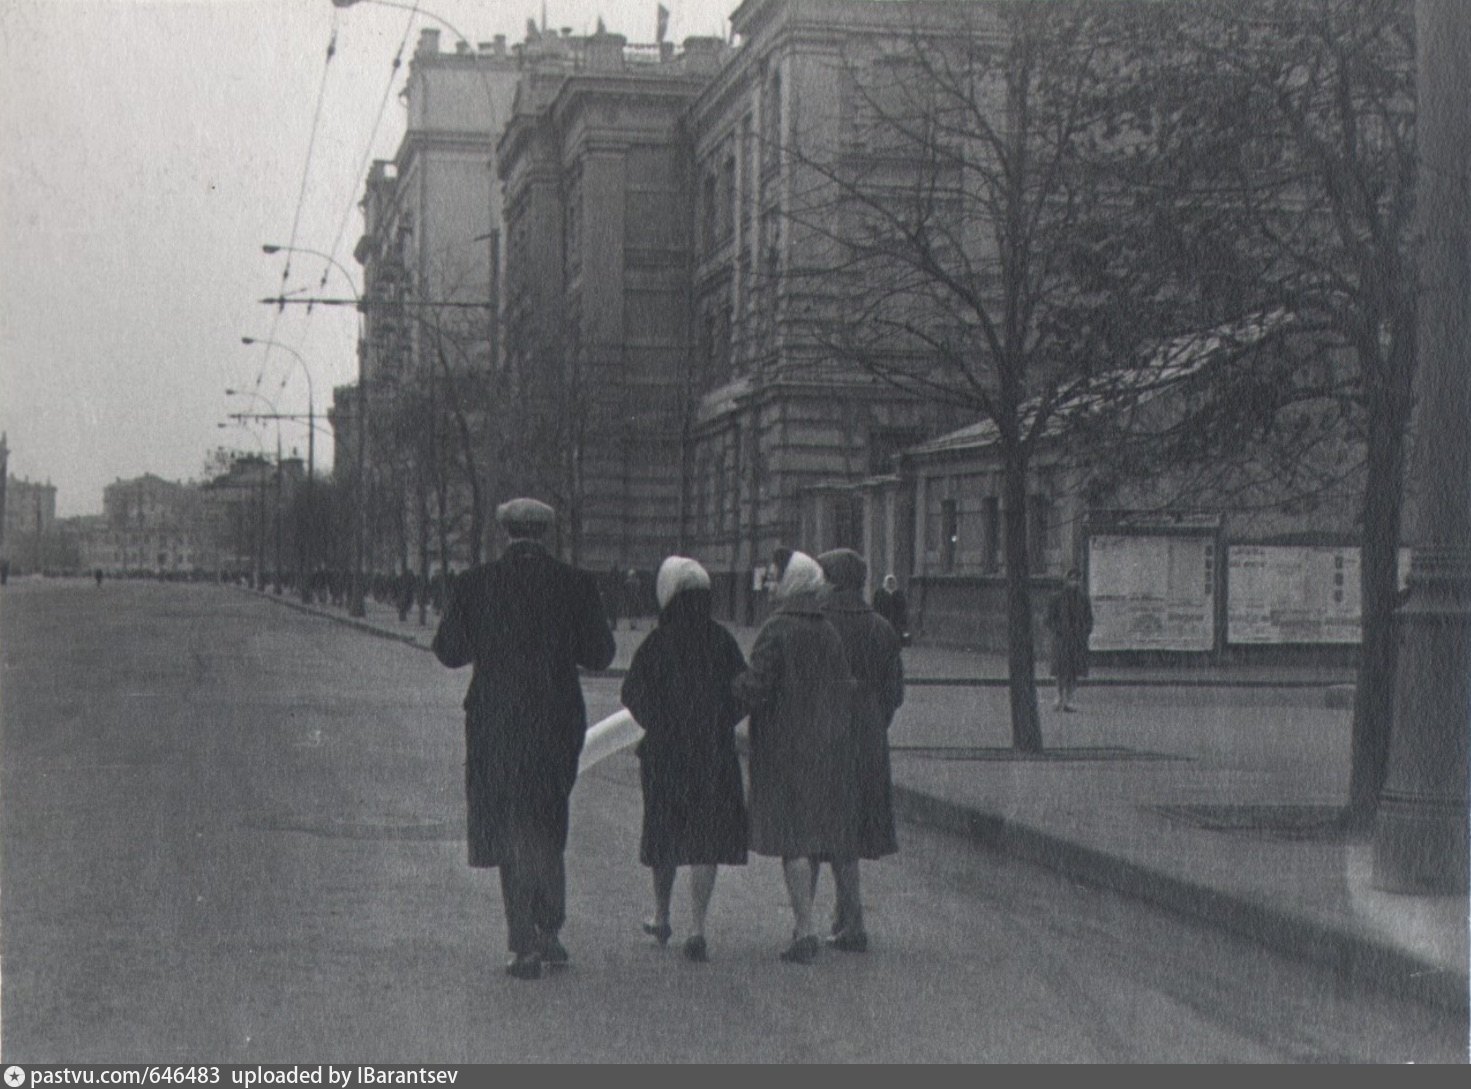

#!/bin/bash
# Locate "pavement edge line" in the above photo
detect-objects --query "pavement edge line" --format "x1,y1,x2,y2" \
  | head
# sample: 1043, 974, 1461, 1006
891, 785, 1469, 1015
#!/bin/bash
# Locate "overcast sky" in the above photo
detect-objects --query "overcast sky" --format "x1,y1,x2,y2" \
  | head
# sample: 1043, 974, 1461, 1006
0, 0, 735, 516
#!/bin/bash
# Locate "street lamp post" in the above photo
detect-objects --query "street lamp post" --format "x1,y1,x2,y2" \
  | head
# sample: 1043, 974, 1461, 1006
329, 0, 473, 50
241, 337, 317, 602
261, 242, 370, 618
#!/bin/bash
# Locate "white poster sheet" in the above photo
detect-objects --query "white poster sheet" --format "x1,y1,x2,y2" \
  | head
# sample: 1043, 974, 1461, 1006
1227, 545, 1360, 644
1088, 533, 1215, 651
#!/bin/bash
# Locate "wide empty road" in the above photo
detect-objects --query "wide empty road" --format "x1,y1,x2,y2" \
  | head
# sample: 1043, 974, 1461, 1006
2, 580, 1462, 1062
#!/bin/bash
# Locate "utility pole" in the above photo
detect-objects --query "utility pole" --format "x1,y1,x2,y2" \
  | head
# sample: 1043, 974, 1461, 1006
274, 431, 284, 595
0, 432, 9, 563
1372, 0, 1471, 891
350, 345, 369, 617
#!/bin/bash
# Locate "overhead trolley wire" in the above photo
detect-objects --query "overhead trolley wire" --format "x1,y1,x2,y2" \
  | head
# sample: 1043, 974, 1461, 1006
251, 15, 341, 402
321, 4, 422, 286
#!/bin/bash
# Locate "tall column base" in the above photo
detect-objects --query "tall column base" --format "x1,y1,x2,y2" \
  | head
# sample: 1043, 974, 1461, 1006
1372, 547, 1471, 894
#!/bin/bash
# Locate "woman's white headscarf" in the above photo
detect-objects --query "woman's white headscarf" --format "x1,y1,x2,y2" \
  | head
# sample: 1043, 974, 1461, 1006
655, 555, 711, 610
774, 550, 825, 602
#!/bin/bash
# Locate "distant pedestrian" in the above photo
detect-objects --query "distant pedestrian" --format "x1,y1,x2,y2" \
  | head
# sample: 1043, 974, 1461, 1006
432, 497, 616, 980
624, 568, 643, 629
94, 568, 104, 587
733, 551, 857, 965
603, 565, 622, 630
871, 573, 909, 646
395, 568, 415, 622
1046, 568, 1094, 712
814, 549, 903, 953
621, 556, 749, 963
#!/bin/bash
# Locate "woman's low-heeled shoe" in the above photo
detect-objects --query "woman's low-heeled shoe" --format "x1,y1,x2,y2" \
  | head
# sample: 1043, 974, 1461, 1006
683, 935, 709, 963
642, 920, 673, 946
779, 935, 820, 964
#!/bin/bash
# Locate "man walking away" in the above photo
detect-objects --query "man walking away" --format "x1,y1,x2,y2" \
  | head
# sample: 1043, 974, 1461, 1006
432, 498, 616, 980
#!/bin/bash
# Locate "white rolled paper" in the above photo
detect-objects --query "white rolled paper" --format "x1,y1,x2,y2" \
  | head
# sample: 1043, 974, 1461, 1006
579, 708, 644, 773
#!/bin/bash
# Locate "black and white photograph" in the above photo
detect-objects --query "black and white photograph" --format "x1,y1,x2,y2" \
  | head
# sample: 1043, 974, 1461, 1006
1, 0, 1467, 1065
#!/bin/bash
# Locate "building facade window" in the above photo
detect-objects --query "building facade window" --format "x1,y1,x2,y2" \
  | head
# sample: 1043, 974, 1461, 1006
941, 498, 959, 572
982, 496, 1000, 573
834, 493, 863, 551
868, 427, 924, 475
1028, 494, 1053, 573
702, 171, 718, 255
720, 154, 736, 242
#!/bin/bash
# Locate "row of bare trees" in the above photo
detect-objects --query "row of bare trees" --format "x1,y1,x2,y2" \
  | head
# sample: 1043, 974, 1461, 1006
779, 0, 1416, 822
364, 304, 499, 618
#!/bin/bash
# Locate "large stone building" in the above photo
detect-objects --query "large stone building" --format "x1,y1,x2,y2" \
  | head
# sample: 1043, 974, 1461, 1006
87, 473, 209, 576
343, 0, 1381, 653
492, 0, 968, 618
352, 29, 520, 578
497, 26, 724, 570
2, 473, 58, 575
680, 0, 972, 621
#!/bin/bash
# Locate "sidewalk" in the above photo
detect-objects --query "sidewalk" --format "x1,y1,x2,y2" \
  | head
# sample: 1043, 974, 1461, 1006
262, 588, 1468, 1012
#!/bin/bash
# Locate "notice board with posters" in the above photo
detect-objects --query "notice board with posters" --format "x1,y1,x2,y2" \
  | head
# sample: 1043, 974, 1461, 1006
1227, 544, 1361, 644
1087, 531, 1217, 651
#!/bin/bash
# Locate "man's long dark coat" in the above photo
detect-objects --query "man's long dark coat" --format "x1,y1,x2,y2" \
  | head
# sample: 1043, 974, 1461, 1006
432, 540, 616, 867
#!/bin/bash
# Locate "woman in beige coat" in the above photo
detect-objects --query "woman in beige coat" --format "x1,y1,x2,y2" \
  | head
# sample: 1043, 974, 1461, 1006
733, 551, 857, 964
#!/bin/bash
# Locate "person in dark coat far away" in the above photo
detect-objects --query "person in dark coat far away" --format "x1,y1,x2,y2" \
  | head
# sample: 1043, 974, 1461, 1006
624, 568, 644, 630
871, 573, 909, 646
814, 549, 903, 953
733, 550, 857, 965
432, 497, 616, 980
621, 556, 749, 963
1046, 567, 1094, 713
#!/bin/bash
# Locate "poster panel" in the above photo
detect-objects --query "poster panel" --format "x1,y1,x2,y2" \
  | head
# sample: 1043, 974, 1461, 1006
1087, 534, 1215, 651
1227, 545, 1361, 643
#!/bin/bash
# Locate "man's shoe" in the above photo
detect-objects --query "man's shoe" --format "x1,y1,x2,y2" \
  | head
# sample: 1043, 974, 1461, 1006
541, 935, 570, 968
826, 930, 869, 953
505, 952, 542, 980
779, 935, 820, 964
683, 935, 709, 963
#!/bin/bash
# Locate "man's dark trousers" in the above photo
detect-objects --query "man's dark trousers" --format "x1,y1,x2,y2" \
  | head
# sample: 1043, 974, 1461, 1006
499, 835, 566, 955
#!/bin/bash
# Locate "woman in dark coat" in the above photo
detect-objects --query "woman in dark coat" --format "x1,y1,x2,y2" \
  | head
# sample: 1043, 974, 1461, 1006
815, 549, 904, 952
733, 551, 857, 964
1046, 567, 1094, 712
621, 557, 749, 962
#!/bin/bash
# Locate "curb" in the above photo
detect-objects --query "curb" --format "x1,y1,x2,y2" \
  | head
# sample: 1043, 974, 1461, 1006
890, 785, 1468, 1013
254, 589, 434, 652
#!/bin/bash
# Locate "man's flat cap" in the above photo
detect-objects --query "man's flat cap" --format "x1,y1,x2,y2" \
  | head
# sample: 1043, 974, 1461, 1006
496, 497, 555, 525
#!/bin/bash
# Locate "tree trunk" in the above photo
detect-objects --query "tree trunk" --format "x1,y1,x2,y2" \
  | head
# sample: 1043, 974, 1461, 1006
436, 474, 450, 612
1345, 368, 1411, 827
1001, 440, 1043, 753
416, 481, 431, 628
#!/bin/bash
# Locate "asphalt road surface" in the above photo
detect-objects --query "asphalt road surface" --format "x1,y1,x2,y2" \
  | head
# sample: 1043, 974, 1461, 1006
1, 580, 1463, 1062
